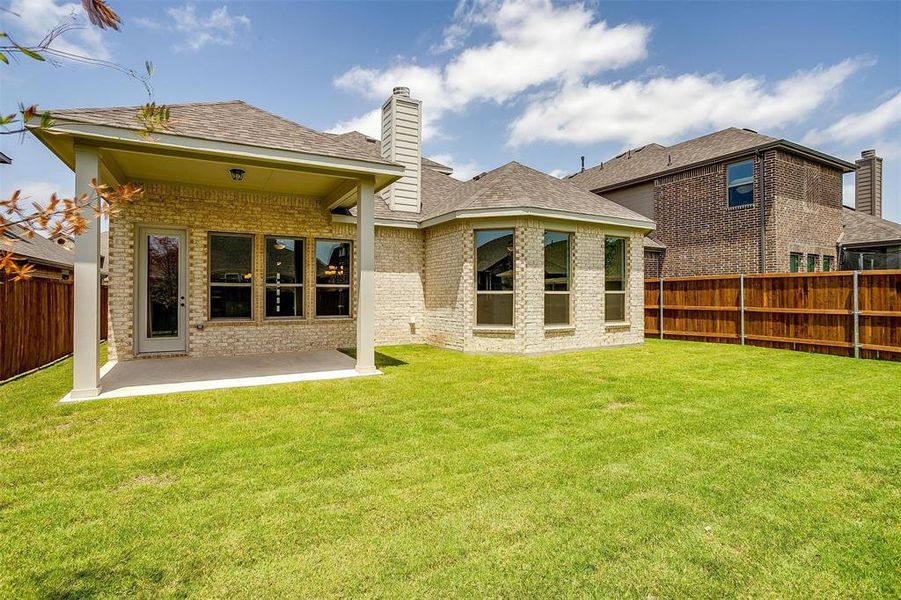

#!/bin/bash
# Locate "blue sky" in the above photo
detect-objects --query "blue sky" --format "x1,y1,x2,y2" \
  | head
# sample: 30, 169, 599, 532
2, 0, 900, 221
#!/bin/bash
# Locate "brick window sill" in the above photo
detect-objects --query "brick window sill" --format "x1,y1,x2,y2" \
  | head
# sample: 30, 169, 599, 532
544, 325, 575, 333
605, 322, 631, 330
726, 202, 757, 211
473, 326, 515, 335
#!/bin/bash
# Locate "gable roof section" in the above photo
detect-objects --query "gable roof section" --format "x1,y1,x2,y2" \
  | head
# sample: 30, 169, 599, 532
568, 128, 855, 193
840, 207, 901, 247
47, 101, 399, 167
3, 225, 74, 268
328, 130, 452, 173
421, 161, 653, 228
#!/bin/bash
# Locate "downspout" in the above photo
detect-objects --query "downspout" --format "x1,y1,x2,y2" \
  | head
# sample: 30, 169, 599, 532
757, 149, 766, 273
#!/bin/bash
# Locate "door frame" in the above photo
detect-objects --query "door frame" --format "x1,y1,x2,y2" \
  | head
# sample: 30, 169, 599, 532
135, 225, 189, 355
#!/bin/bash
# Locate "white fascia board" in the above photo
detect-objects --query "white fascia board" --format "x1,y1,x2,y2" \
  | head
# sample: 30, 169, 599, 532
28, 120, 406, 180
421, 207, 656, 231
333, 207, 655, 231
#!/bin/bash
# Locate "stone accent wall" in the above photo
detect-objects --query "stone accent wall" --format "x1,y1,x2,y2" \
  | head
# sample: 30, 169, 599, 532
650, 150, 843, 276
108, 181, 422, 361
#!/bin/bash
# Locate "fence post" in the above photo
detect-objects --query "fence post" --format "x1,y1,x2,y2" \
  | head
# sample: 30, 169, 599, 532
739, 274, 745, 345
852, 270, 860, 359
659, 277, 664, 339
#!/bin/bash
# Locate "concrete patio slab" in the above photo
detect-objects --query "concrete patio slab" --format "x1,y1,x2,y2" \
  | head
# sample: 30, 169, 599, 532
59, 350, 379, 403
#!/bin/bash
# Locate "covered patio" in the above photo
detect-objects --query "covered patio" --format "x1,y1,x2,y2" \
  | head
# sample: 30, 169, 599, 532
59, 349, 373, 402
27, 101, 405, 402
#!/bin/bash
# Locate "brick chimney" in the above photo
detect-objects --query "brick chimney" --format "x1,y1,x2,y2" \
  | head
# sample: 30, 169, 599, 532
855, 149, 883, 218
380, 87, 422, 213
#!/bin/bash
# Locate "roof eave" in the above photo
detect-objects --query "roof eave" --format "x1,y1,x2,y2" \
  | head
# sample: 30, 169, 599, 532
590, 140, 856, 194
839, 238, 901, 249
421, 206, 655, 231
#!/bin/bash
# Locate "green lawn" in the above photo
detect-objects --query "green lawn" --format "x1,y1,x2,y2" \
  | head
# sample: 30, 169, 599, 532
1, 341, 898, 598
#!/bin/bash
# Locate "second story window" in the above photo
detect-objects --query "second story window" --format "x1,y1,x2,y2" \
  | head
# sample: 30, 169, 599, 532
727, 160, 754, 208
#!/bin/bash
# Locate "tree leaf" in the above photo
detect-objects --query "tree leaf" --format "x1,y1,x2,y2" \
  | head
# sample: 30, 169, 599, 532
14, 44, 45, 61
0, 52, 8, 65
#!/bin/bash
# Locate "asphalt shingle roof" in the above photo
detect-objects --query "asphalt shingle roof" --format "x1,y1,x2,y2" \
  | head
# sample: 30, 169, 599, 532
48, 101, 399, 167
3, 225, 74, 268
840, 207, 901, 246
568, 128, 782, 192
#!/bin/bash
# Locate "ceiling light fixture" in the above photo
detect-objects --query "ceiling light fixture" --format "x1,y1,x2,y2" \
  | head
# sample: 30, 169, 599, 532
229, 168, 246, 182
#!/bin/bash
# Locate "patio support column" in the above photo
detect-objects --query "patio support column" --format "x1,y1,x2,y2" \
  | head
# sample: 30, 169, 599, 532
70, 145, 102, 400
355, 177, 377, 373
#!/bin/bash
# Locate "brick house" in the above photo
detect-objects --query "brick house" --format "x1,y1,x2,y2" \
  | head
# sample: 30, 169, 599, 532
1, 224, 74, 281
567, 129, 901, 277
27, 88, 653, 400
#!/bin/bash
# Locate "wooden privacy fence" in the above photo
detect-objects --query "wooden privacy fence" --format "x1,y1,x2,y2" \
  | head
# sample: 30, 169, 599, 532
645, 270, 901, 361
0, 279, 108, 381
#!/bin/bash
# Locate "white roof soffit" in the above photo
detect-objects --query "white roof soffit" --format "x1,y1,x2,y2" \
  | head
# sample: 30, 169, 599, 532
27, 118, 406, 186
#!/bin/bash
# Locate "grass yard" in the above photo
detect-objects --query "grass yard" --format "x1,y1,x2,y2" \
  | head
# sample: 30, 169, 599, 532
1, 340, 899, 598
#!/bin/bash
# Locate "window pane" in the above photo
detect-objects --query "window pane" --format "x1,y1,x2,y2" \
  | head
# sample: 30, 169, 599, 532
266, 238, 303, 284
727, 160, 753, 184
728, 183, 754, 207
266, 286, 302, 318
147, 234, 180, 338
605, 237, 626, 292
210, 234, 253, 283
823, 256, 832, 272
544, 232, 570, 291
790, 254, 800, 272
477, 293, 513, 326
210, 285, 252, 319
807, 254, 817, 272
545, 294, 570, 325
316, 287, 350, 317
605, 293, 625, 322
316, 240, 351, 285
476, 230, 514, 291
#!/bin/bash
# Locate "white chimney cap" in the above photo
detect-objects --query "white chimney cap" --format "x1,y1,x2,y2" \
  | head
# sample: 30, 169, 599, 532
393, 86, 411, 97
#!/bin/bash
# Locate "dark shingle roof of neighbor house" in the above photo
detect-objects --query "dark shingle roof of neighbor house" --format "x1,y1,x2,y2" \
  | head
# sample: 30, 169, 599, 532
568, 127, 856, 193
840, 207, 901, 247
643, 235, 666, 251
3, 225, 74, 268
0, 151, 11, 164
47, 101, 400, 167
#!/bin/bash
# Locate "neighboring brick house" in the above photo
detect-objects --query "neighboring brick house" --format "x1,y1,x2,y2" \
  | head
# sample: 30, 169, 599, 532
28, 89, 653, 399
568, 129, 868, 277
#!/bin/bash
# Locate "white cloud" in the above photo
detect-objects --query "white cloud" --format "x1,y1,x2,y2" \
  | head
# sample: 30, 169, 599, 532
508, 58, 869, 146
803, 92, 901, 146
138, 4, 251, 52
7, 180, 71, 202
332, 0, 651, 140
7, 0, 111, 61
429, 153, 481, 180
548, 168, 569, 178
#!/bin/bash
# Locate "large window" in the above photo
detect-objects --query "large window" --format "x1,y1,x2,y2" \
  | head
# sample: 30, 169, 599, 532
727, 160, 754, 207
265, 237, 304, 318
544, 231, 571, 325
789, 253, 801, 273
605, 237, 627, 322
209, 233, 253, 320
475, 229, 514, 326
315, 239, 352, 317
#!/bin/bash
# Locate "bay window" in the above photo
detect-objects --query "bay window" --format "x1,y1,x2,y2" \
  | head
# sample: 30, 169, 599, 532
475, 229, 514, 326
604, 237, 627, 322
544, 231, 571, 325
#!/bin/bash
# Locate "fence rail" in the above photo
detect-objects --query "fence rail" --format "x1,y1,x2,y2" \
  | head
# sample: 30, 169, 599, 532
645, 270, 901, 361
0, 279, 108, 381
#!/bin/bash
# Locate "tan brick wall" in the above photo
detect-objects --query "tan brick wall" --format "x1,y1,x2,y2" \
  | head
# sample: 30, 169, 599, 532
108, 180, 645, 360
108, 181, 422, 361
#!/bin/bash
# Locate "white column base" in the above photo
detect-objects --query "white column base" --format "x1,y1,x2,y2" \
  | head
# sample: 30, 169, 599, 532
68, 386, 102, 401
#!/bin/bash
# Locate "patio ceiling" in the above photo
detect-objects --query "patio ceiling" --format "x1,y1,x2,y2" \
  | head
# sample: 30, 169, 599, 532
28, 120, 405, 208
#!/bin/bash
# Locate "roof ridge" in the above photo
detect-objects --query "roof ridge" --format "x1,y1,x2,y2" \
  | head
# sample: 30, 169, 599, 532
50, 99, 246, 114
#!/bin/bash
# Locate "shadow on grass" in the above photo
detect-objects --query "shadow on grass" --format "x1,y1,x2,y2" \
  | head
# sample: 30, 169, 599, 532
338, 348, 408, 368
